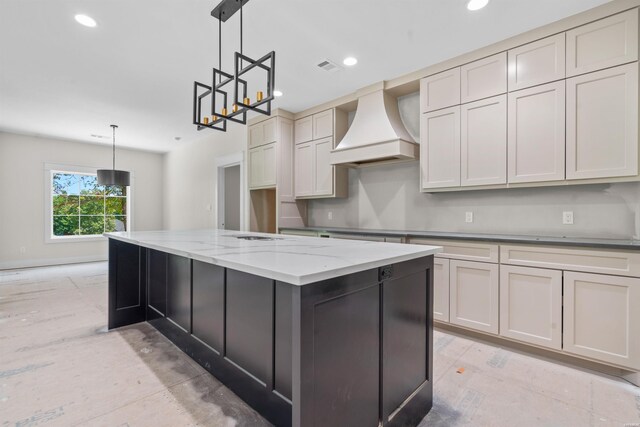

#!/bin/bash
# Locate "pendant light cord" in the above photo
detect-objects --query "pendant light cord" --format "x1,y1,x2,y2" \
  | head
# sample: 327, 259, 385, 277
240, 1, 243, 56
218, 14, 222, 84
111, 125, 117, 170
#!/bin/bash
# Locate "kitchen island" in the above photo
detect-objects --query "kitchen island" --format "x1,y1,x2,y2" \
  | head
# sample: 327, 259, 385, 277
105, 229, 441, 427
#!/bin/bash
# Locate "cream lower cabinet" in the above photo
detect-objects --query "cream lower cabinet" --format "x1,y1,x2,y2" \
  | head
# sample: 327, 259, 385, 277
563, 271, 640, 370
249, 143, 277, 189
450, 260, 499, 334
499, 265, 562, 350
433, 257, 450, 322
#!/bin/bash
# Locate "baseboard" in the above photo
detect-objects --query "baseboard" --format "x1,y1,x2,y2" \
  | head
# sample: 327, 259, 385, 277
0, 255, 107, 270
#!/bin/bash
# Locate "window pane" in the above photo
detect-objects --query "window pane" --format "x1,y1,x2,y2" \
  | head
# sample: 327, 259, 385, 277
80, 195, 104, 215
106, 185, 126, 196
53, 195, 79, 215
53, 216, 80, 236
105, 197, 126, 215
52, 173, 79, 195
105, 216, 126, 232
80, 216, 105, 235
80, 175, 103, 195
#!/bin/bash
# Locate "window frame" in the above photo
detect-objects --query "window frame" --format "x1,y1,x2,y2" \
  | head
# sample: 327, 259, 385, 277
44, 163, 133, 243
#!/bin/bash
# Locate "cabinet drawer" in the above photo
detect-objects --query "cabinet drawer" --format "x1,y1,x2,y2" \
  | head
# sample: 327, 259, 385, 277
500, 244, 640, 277
461, 52, 507, 103
420, 68, 461, 113
566, 9, 639, 77
508, 33, 565, 91
410, 239, 499, 263
294, 116, 313, 144
329, 233, 386, 242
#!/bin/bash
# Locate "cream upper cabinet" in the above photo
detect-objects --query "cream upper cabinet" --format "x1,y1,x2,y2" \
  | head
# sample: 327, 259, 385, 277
294, 142, 313, 197
249, 143, 277, 189
566, 9, 639, 77
566, 63, 638, 180
420, 106, 461, 189
249, 117, 276, 149
499, 265, 562, 350
262, 143, 277, 187
508, 81, 565, 183
508, 34, 566, 91
460, 94, 507, 186
249, 146, 263, 188
433, 257, 450, 323
420, 68, 461, 113
563, 271, 640, 370
313, 110, 334, 140
263, 118, 277, 144
294, 116, 313, 144
460, 52, 507, 103
313, 137, 333, 195
449, 260, 499, 334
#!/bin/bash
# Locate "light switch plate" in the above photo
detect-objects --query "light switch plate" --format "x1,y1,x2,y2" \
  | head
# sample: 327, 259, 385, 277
328, 211, 333, 220
563, 211, 574, 225
465, 212, 473, 223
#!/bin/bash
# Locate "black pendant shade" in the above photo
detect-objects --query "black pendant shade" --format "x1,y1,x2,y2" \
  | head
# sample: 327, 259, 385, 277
97, 124, 130, 187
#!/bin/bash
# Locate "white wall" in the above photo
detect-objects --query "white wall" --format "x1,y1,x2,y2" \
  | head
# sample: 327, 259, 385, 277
0, 132, 164, 268
163, 124, 247, 231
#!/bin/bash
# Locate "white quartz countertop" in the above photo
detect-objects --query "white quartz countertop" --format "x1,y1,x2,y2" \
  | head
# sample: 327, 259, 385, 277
105, 229, 441, 286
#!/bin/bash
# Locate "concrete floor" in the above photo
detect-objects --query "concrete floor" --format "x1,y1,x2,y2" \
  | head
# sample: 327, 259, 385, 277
1, 262, 639, 427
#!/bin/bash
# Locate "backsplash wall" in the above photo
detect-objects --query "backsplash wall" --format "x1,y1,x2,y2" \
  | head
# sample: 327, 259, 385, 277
308, 93, 640, 239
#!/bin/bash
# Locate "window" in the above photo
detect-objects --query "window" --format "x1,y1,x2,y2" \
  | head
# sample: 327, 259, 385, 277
46, 166, 131, 241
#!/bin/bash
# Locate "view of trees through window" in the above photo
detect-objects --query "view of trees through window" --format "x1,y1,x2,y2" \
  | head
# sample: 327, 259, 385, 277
52, 172, 127, 237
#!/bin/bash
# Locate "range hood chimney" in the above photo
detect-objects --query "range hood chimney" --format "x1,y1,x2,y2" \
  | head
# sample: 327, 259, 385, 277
330, 86, 418, 167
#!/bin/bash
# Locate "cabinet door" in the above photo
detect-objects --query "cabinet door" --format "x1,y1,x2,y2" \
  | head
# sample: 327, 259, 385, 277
249, 146, 264, 188
461, 52, 507, 103
508, 81, 565, 183
295, 116, 313, 144
433, 257, 450, 322
262, 143, 277, 187
508, 34, 565, 91
499, 265, 562, 350
313, 110, 334, 140
564, 271, 640, 370
450, 260, 499, 334
295, 142, 313, 197
566, 9, 639, 77
460, 94, 507, 186
248, 123, 264, 149
420, 106, 461, 189
420, 68, 461, 113
566, 63, 638, 180
313, 137, 334, 196
263, 118, 277, 144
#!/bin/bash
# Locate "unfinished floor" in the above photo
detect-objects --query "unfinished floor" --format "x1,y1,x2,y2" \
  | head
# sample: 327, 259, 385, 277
1, 262, 639, 427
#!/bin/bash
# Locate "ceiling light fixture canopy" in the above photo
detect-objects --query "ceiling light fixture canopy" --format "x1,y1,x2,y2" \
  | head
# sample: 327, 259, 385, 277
467, 0, 489, 11
74, 14, 97, 27
343, 57, 358, 66
193, 0, 276, 132
97, 125, 130, 187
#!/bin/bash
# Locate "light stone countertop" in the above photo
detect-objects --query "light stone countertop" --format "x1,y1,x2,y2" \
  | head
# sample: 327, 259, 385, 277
105, 229, 441, 286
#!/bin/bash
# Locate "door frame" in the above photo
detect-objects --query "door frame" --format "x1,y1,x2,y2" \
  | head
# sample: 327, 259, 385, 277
216, 152, 246, 231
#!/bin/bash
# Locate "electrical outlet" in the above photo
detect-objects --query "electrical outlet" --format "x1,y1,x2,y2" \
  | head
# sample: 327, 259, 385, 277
328, 211, 333, 220
563, 211, 574, 225
465, 212, 473, 223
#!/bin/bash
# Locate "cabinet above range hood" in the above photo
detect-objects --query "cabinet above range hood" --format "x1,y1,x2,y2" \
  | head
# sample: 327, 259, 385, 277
330, 86, 418, 167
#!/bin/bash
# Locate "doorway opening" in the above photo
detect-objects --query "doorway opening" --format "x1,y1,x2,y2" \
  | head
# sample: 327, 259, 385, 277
216, 152, 245, 231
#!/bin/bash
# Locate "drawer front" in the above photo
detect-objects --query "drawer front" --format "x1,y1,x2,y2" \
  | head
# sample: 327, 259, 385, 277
410, 238, 499, 263
329, 233, 386, 242
500, 244, 640, 277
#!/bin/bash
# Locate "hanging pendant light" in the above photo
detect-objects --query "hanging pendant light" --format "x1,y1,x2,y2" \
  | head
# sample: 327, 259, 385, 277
97, 125, 130, 186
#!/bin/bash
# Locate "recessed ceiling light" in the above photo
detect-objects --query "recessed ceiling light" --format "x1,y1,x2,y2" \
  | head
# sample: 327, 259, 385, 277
467, 0, 489, 11
343, 57, 358, 67
75, 14, 97, 28
273, 90, 283, 97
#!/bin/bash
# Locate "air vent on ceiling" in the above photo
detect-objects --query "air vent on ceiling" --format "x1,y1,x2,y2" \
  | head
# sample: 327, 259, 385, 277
90, 134, 110, 139
317, 59, 341, 73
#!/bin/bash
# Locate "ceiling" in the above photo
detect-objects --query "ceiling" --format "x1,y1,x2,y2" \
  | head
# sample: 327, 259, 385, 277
0, 0, 612, 152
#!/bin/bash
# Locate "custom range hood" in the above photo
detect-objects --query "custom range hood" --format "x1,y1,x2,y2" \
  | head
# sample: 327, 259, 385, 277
330, 85, 418, 167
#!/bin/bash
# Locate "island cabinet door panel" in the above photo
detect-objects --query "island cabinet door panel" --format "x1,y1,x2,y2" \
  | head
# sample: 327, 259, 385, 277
563, 272, 640, 370
274, 282, 292, 400
226, 269, 274, 384
433, 257, 450, 322
147, 249, 167, 318
166, 254, 191, 332
508, 81, 566, 183
566, 63, 638, 180
108, 239, 147, 329
460, 95, 507, 186
450, 260, 499, 334
499, 265, 562, 350
192, 261, 224, 353
420, 106, 461, 189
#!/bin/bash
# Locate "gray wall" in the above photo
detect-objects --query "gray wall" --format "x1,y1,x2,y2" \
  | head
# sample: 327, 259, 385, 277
308, 93, 640, 239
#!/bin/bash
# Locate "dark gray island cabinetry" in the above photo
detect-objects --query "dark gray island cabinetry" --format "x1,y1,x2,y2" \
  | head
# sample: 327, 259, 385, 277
106, 230, 441, 427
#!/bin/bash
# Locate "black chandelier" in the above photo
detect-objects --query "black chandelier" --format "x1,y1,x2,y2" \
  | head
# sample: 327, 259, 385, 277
193, 0, 276, 132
